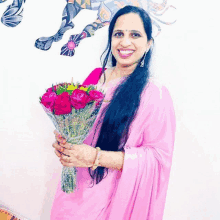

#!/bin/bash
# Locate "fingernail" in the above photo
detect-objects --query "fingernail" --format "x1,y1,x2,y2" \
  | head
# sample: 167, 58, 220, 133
60, 147, 63, 152
62, 140, 66, 143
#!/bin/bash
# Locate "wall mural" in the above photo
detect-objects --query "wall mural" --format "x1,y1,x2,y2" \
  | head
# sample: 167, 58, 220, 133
0, 0, 176, 57
35, 0, 176, 57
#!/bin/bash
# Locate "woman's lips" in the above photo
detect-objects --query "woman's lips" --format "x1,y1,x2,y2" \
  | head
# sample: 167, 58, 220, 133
117, 49, 134, 58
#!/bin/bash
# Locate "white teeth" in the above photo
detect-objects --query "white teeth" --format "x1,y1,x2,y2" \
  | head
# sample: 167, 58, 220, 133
119, 50, 134, 55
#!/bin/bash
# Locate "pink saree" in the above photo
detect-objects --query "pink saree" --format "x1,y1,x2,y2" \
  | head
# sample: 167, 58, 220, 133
50, 68, 176, 220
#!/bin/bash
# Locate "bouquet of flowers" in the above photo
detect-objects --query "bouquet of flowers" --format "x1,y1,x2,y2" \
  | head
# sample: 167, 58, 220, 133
39, 79, 104, 193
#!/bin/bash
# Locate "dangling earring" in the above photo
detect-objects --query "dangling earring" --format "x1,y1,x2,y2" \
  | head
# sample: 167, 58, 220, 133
140, 51, 147, 67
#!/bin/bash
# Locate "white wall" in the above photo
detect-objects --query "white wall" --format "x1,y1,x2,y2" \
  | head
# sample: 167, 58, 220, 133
0, 0, 219, 219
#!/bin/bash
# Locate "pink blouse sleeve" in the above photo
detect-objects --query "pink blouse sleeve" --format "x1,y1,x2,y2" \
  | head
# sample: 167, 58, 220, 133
82, 68, 103, 86
107, 84, 176, 220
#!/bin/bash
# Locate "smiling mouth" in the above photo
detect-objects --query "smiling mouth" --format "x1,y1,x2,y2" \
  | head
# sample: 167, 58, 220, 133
118, 49, 135, 58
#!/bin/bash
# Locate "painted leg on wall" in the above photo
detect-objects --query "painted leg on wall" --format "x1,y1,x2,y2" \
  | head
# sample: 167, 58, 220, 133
35, 1, 81, 51
1, 0, 26, 27
60, 18, 109, 57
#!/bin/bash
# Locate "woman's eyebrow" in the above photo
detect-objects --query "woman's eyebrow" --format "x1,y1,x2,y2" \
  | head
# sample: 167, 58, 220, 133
113, 29, 142, 34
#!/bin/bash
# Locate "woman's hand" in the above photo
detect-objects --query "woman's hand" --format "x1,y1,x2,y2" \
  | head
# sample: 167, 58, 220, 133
52, 130, 97, 168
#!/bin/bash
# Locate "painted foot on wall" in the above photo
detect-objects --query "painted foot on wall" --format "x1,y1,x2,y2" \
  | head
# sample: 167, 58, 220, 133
1, 3, 24, 27
60, 32, 87, 57
35, 22, 74, 51
35, 37, 55, 51
60, 34, 80, 57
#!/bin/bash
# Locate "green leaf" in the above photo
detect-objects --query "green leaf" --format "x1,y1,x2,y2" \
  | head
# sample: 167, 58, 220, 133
56, 86, 66, 95
67, 90, 73, 95
64, 84, 68, 92
86, 85, 95, 93
87, 87, 92, 93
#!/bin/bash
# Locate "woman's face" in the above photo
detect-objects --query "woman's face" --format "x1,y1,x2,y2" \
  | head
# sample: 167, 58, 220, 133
111, 13, 151, 68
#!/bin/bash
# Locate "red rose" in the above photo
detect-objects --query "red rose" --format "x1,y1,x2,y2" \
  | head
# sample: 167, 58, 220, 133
70, 89, 91, 109
54, 92, 72, 115
47, 85, 58, 93
89, 90, 104, 102
89, 90, 104, 106
46, 88, 53, 93
41, 91, 57, 112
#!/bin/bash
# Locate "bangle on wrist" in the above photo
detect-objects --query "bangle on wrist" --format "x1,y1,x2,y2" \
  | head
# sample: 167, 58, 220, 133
91, 147, 101, 171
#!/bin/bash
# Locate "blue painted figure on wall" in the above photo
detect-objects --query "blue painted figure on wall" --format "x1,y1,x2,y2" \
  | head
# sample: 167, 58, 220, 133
34, 0, 176, 57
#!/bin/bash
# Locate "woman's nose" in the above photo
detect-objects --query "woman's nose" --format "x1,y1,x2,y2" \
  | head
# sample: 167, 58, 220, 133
120, 37, 132, 46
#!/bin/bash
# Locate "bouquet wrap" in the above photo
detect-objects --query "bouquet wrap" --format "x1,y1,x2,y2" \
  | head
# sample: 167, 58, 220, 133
40, 82, 104, 193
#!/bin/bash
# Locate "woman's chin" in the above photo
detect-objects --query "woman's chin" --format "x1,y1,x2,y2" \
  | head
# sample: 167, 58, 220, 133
117, 61, 138, 68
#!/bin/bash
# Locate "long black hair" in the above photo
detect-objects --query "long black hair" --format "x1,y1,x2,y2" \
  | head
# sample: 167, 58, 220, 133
88, 5, 154, 186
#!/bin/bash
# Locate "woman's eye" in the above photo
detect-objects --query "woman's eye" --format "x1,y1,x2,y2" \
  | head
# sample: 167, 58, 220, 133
131, 33, 141, 38
113, 32, 141, 38
114, 32, 123, 37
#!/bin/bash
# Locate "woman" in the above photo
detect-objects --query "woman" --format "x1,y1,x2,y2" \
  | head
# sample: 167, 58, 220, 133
51, 5, 176, 220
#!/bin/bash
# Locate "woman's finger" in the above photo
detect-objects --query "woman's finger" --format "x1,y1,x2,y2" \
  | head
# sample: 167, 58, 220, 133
54, 149, 62, 158
61, 148, 72, 156
54, 130, 61, 138
52, 141, 59, 149
60, 157, 88, 168
52, 141, 57, 148
59, 142, 73, 150
52, 142, 71, 157
55, 135, 66, 143
60, 160, 75, 167
52, 141, 64, 152
54, 131, 66, 143
61, 155, 71, 163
